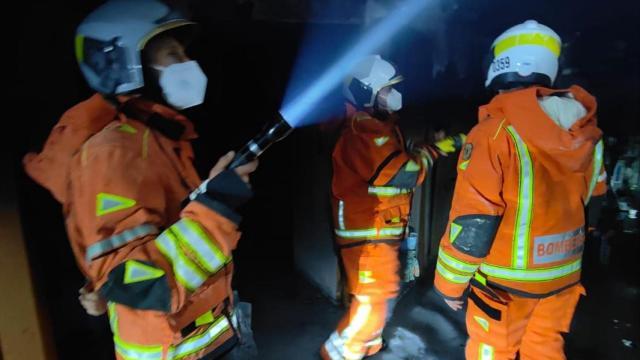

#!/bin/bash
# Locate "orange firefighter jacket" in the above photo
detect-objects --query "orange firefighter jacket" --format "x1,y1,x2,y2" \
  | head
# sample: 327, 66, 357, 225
434, 86, 607, 299
24, 94, 250, 355
331, 105, 438, 246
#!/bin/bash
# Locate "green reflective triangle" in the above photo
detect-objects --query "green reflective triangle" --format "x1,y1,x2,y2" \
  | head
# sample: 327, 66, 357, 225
459, 160, 470, 171
117, 124, 138, 134
195, 311, 215, 327
97, 193, 136, 216
405, 160, 420, 172
474, 315, 490, 332
374, 136, 389, 146
123, 260, 165, 284
450, 223, 463, 243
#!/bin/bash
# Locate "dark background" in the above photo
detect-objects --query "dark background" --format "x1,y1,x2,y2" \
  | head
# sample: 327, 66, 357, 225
9, 0, 639, 359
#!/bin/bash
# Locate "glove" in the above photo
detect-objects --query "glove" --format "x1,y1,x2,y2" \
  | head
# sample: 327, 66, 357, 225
434, 133, 467, 155
403, 250, 420, 282
79, 287, 107, 316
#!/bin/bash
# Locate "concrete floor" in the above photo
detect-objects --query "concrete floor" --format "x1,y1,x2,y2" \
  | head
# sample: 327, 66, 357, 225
246, 234, 640, 360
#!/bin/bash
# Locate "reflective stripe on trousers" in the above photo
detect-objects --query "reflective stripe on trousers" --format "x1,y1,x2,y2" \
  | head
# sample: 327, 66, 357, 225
108, 301, 233, 359
335, 227, 404, 239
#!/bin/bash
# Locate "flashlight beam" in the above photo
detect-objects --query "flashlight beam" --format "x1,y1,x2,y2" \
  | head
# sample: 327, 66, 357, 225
280, 0, 430, 126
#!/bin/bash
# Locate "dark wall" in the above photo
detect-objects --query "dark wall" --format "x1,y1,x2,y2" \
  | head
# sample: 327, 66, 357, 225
12, 0, 639, 358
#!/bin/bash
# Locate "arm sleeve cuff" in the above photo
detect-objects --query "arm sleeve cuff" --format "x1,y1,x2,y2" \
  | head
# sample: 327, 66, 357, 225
189, 170, 253, 224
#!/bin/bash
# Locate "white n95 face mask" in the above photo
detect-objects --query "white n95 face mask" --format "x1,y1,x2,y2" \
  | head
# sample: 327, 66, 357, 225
378, 88, 403, 112
154, 61, 208, 109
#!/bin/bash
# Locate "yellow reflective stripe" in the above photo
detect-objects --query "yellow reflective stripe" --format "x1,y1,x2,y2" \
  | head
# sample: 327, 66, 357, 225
480, 259, 581, 282
168, 315, 230, 359
342, 295, 372, 343
108, 301, 164, 360
434, 137, 457, 153
586, 140, 604, 204
383, 75, 404, 88
493, 119, 506, 140
118, 124, 138, 134
506, 126, 534, 269
436, 261, 472, 284
474, 272, 487, 286
494, 32, 561, 57
81, 143, 89, 166
138, 20, 197, 50
334, 227, 404, 239
438, 247, 479, 274
142, 128, 150, 160
172, 219, 228, 274
75, 35, 84, 62
107, 302, 118, 335
479, 343, 495, 360
155, 232, 207, 291
367, 186, 411, 196
114, 336, 163, 360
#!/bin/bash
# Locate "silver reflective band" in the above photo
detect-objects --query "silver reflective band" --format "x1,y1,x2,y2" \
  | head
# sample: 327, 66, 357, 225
156, 232, 207, 291
114, 337, 163, 360
338, 200, 345, 230
480, 259, 581, 282
248, 141, 262, 155
173, 219, 227, 274
436, 262, 472, 284
367, 186, 411, 196
438, 247, 479, 274
586, 140, 604, 204
168, 316, 231, 359
506, 126, 534, 269
365, 337, 383, 347
86, 224, 159, 262
334, 227, 404, 239
480, 343, 494, 360
323, 332, 344, 360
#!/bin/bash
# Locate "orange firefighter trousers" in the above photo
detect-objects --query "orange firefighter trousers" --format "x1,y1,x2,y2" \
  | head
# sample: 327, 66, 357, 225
321, 243, 400, 360
465, 284, 585, 360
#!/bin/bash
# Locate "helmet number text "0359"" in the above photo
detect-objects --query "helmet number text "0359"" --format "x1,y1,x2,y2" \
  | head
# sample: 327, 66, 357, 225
492, 57, 511, 72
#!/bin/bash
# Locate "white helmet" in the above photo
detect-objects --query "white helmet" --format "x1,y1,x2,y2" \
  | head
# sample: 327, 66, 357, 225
485, 20, 561, 90
75, 0, 196, 95
343, 55, 404, 110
